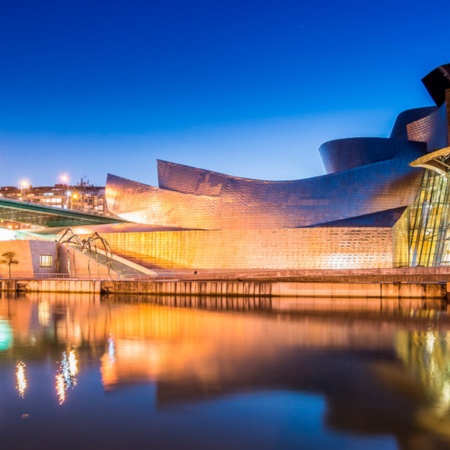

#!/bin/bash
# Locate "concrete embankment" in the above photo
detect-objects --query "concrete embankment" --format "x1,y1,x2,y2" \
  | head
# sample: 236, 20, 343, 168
0, 278, 447, 299
0, 279, 101, 294
101, 280, 446, 299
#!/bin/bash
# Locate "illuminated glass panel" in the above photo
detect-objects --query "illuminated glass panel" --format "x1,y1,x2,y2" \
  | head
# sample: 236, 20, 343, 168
408, 170, 450, 266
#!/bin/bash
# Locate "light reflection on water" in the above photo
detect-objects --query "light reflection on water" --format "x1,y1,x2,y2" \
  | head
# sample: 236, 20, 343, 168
55, 349, 79, 404
0, 293, 450, 449
15, 361, 27, 398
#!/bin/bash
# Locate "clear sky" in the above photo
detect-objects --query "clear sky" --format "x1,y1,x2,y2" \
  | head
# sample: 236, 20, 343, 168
0, 0, 449, 187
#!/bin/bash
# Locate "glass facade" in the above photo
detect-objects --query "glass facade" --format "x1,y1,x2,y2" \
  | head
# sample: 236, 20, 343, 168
408, 170, 450, 266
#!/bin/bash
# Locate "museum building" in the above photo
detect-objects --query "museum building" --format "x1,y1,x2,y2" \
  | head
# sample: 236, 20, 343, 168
88, 65, 450, 271
2, 63, 450, 276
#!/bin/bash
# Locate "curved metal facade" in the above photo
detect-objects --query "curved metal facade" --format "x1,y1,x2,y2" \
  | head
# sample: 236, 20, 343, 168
107, 139, 425, 230
318, 137, 424, 174
390, 107, 437, 140
102, 63, 450, 269
406, 102, 449, 151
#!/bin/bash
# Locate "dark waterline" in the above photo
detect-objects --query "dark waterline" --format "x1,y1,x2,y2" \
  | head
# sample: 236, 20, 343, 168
0, 293, 450, 449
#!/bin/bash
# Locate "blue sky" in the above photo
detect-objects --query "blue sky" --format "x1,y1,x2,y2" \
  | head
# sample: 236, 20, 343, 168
0, 0, 449, 187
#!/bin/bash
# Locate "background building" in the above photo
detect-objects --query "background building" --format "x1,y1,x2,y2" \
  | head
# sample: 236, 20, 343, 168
0, 178, 107, 232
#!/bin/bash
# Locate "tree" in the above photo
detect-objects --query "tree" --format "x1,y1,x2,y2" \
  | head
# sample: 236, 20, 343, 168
1, 251, 19, 279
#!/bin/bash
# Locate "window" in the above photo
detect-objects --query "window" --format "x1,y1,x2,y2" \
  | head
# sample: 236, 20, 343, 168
40, 255, 53, 267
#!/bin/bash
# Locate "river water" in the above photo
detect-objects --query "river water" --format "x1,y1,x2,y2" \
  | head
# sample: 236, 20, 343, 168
0, 293, 450, 449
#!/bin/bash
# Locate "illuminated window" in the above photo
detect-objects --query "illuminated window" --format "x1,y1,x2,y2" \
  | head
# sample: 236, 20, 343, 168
407, 170, 450, 267
39, 255, 53, 267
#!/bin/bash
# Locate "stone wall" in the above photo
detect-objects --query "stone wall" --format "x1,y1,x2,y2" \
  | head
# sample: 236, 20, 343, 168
58, 245, 113, 278
0, 240, 57, 277
4, 279, 444, 299
0, 241, 114, 278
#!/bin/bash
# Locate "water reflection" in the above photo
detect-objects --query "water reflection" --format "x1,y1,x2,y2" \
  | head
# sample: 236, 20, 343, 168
55, 349, 79, 404
15, 361, 27, 397
38, 300, 51, 327
0, 293, 450, 449
0, 318, 12, 351
396, 328, 450, 440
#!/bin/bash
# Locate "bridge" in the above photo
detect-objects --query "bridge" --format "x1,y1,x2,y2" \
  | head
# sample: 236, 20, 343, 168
0, 197, 126, 228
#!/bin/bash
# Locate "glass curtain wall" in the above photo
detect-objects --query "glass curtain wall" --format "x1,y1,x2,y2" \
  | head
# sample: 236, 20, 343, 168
408, 170, 450, 266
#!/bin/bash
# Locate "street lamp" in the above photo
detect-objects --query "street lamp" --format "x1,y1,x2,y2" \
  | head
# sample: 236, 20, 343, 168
20, 180, 29, 200
59, 174, 69, 208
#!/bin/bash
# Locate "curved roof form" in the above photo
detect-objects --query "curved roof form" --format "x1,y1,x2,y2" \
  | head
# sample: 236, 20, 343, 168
0, 197, 126, 228
106, 137, 426, 230
158, 159, 233, 196
390, 107, 437, 140
406, 102, 449, 151
104, 63, 450, 234
318, 137, 423, 174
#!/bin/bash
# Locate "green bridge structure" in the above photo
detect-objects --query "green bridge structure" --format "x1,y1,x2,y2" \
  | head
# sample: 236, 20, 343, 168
0, 197, 125, 228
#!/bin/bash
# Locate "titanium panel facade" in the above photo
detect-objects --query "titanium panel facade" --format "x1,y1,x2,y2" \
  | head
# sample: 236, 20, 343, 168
101, 63, 450, 270
99, 228, 394, 270
422, 64, 450, 107
390, 107, 437, 140
318, 138, 424, 174
406, 101, 449, 151
107, 139, 425, 230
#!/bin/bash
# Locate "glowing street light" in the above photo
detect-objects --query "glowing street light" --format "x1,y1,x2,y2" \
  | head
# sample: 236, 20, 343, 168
60, 174, 69, 185
20, 180, 29, 199
59, 174, 70, 208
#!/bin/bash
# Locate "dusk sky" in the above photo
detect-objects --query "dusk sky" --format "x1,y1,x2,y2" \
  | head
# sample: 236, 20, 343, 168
0, 0, 449, 187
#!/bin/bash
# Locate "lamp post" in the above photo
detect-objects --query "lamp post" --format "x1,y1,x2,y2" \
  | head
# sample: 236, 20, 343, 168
60, 174, 69, 208
20, 180, 29, 200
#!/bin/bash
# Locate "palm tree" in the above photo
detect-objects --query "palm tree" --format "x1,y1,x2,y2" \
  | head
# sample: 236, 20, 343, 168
1, 251, 19, 279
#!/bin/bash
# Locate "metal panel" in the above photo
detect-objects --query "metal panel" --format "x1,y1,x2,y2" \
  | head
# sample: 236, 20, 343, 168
100, 228, 394, 270
422, 64, 450, 107
107, 144, 425, 230
99, 63, 450, 269
407, 103, 449, 151
319, 137, 424, 174
390, 107, 437, 140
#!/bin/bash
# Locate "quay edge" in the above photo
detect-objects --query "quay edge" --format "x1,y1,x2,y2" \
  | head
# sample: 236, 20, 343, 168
0, 278, 448, 299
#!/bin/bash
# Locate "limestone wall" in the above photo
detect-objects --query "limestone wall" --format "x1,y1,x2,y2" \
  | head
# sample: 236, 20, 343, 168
0, 240, 57, 277
58, 246, 113, 278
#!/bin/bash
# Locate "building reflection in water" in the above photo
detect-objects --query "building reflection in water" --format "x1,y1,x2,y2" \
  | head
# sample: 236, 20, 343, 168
16, 361, 27, 398
38, 300, 51, 327
395, 328, 450, 439
1, 293, 450, 447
